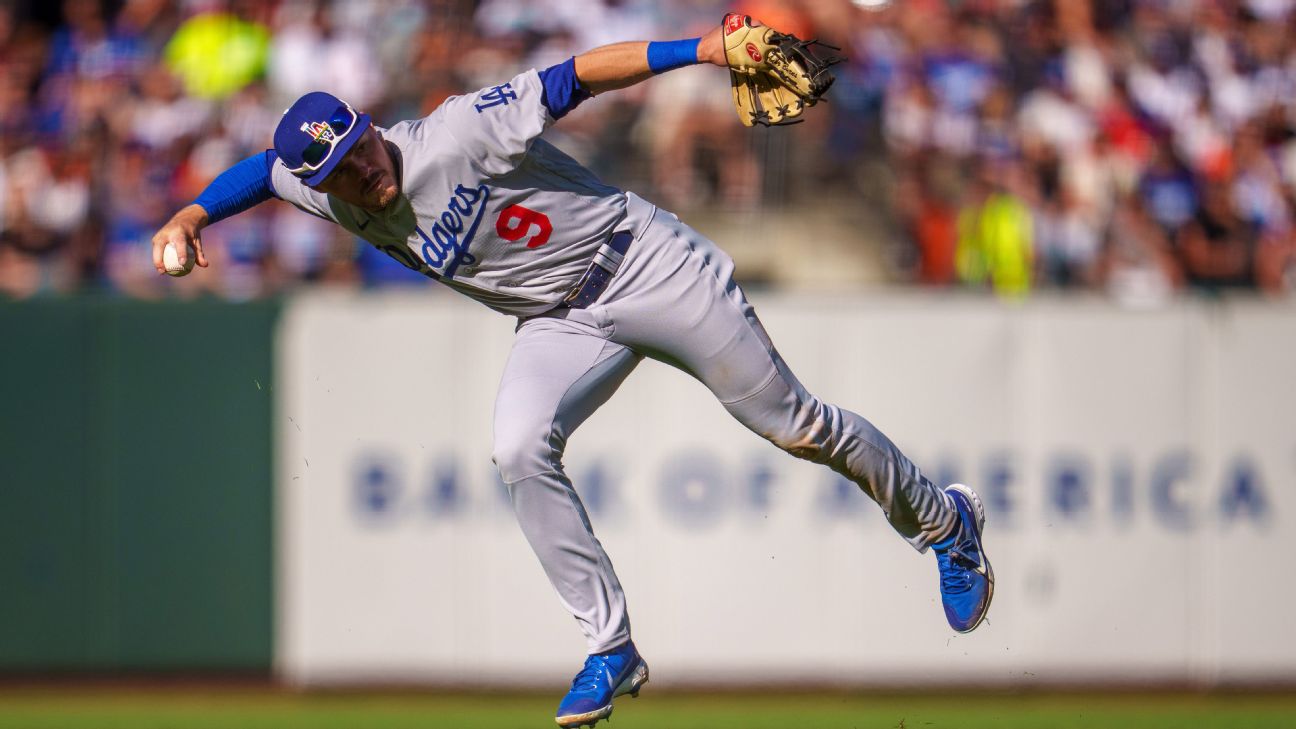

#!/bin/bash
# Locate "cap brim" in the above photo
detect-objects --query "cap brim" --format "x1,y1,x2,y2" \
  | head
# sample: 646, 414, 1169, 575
303, 112, 372, 187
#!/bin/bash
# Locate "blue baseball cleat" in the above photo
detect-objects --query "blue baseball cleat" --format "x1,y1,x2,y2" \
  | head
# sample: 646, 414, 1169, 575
933, 484, 994, 633
555, 641, 649, 728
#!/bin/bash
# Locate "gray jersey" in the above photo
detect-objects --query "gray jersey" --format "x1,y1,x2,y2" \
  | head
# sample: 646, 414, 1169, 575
270, 69, 636, 316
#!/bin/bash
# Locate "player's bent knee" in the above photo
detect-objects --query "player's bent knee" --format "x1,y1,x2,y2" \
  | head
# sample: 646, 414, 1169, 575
764, 396, 833, 462
769, 427, 827, 461
492, 425, 564, 485
491, 441, 549, 484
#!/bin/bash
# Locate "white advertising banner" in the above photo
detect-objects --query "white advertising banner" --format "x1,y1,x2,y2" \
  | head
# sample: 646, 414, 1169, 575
276, 291, 1295, 687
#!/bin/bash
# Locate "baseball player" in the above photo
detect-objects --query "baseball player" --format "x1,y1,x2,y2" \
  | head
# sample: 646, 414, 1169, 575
152, 15, 992, 728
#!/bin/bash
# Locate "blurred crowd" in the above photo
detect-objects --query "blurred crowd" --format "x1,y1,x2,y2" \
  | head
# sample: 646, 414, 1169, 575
867, 0, 1296, 301
0, 0, 1294, 301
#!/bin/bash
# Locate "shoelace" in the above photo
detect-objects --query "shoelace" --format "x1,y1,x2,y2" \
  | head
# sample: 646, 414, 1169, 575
570, 655, 611, 692
937, 546, 979, 594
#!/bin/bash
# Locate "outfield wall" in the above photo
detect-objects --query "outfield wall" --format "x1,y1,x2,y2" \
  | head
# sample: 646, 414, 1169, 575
276, 291, 1296, 687
0, 299, 277, 671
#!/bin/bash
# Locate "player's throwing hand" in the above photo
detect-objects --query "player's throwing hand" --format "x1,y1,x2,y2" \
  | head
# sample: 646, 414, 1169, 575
151, 203, 211, 274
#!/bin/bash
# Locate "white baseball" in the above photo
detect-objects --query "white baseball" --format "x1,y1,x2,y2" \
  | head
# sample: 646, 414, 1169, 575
164, 241, 197, 277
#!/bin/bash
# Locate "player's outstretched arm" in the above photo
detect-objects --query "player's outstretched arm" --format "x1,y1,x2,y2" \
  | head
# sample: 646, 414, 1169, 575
150, 150, 279, 274
572, 23, 730, 95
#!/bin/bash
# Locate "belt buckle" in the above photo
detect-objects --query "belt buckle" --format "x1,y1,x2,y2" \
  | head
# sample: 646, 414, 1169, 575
562, 265, 593, 302
562, 266, 595, 306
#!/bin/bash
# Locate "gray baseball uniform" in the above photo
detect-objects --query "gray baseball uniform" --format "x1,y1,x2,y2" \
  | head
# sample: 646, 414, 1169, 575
273, 68, 958, 653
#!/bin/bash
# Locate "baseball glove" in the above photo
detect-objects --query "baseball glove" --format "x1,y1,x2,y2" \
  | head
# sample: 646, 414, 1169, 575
722, 13, 843, 127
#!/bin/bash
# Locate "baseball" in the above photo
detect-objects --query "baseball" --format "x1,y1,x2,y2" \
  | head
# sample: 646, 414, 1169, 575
163, 241, 196, 277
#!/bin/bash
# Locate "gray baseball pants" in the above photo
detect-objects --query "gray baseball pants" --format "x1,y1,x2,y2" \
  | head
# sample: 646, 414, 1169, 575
493, 194, 958, 653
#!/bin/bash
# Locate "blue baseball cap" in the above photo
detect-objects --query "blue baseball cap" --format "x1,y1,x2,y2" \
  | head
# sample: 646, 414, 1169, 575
274, 91, 372, 187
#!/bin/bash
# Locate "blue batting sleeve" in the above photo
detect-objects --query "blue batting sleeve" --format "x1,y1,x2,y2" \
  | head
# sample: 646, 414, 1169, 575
538, 57, 591, 120
192, 150, 279, 224
647, 38, 701, 74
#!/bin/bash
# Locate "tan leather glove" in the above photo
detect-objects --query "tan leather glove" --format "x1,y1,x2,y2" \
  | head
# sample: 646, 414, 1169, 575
722, 13, 843, 127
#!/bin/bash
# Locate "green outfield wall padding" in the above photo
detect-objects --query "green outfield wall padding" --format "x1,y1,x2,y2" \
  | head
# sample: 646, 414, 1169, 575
0, 298, 278, 671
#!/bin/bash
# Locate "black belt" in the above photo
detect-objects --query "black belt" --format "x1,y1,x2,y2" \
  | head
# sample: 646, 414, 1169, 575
561, 231, 634, 309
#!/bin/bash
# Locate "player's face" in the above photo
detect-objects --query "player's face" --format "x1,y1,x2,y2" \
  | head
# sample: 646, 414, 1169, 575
315, 126, 400, 212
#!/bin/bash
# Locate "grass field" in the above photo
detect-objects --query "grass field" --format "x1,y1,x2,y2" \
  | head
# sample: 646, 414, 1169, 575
1, 689, 1294, 729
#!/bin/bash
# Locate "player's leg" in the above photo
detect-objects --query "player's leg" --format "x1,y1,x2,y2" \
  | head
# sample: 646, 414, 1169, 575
491, 311, 650, 726
493, 312, 641, 652
600, 204, 992, 630
601, 209, 957, 549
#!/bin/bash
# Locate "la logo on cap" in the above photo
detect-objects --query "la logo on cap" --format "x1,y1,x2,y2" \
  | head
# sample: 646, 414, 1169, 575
300, 120, 337, 143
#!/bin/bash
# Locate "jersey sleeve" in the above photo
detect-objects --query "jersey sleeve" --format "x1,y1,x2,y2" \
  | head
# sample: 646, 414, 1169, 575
192, 150, 278, 224
270, 157, 339, 223
440, 67, 579, 177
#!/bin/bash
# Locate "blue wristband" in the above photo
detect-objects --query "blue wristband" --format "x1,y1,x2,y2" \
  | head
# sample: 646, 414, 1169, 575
647, 38, 701, 74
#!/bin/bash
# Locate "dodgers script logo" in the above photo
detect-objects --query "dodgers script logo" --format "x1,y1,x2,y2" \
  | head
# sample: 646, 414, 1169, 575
416, 183, 491, 279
